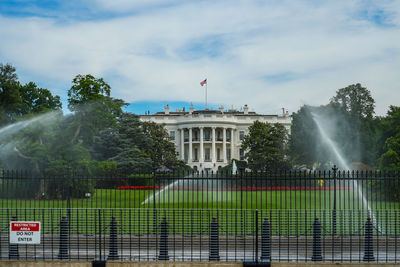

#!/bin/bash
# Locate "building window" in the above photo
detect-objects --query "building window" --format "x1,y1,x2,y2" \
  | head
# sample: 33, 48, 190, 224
227, 148, 231, 162
226, 130, 231, 141
239, 148, 244, 160
194, 148, 198, 161
239, 131, 245, 141
204, 129, 211, 141
184, 130, 189, 142
169, 131, 175, 140
184, 147, 189, 162
217, 148, 220, 161
217, 131, 222, 141
205, 148, 211, 161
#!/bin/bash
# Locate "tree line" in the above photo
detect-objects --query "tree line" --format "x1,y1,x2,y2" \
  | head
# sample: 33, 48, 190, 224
0, 63, 187, 176
1, 62, 399, 175
228, 84, 399, 173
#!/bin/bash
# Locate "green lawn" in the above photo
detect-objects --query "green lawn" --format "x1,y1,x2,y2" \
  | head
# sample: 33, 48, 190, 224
1, 188, 399, 236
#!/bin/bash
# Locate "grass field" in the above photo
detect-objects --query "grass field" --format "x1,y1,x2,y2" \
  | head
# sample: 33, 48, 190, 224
1, 188, 399, 236
1, 187, 399, 210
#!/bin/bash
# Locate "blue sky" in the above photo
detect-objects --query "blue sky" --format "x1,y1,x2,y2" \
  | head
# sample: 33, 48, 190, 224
1, 0, 400, 115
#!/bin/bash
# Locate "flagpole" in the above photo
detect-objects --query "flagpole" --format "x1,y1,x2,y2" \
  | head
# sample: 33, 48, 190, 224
205, 82, 208, 110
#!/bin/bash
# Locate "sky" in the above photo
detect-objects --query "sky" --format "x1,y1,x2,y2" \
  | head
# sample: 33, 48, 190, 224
0, 0, 399, 116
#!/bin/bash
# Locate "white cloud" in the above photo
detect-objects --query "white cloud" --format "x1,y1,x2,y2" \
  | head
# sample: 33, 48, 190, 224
0, 0, 399, 115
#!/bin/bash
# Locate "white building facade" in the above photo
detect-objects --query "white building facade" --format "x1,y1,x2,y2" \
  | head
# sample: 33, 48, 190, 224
140, 105, 291, 172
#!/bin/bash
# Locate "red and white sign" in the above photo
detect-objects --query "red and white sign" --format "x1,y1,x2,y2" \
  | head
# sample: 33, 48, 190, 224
10, 221, 41, 244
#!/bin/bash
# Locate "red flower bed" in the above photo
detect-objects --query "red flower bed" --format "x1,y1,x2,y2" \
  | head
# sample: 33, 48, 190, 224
116, 185, 162, 190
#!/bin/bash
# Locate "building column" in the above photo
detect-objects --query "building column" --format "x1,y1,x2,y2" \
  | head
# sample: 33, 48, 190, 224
180, 128, 185, 161
231, 128, 235, 161
223, 127, 227, 163
200, 127, 204, 163
188, 128, 193, 163
212, 127, 216, 163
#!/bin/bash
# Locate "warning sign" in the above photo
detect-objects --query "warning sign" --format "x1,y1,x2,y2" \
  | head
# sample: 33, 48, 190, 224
10, 221, 41, 244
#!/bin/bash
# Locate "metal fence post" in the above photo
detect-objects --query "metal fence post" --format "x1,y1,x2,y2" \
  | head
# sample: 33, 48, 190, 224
255, 209, 259, 262
58, 216, 69, 259
260, 217, 271, 262
209, 217, 220, 261
153, 170, 157, 235
158, 216, 169, 261
363, 217, 375, 262
311, 217, 322, 261
108, 216, 119, 260
8, 215, 19, 260
332, 165, 337, 236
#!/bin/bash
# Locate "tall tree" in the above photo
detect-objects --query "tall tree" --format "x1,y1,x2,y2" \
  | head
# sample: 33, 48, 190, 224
67, 74, 124, 146
141, 121, 182, 170
91, 113, 153, 173
0, 63, 21, 124
241, 120, 289, 171
19, 82, 62, 114
330, 83, 375, 120
330, 83, 379, 166
379, 106, 400, 172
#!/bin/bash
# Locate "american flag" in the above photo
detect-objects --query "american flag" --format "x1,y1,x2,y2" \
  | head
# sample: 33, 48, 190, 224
200, 79, 207, 86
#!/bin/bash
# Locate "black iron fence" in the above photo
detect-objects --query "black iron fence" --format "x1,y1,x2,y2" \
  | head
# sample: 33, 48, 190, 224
0, 168, 400, 262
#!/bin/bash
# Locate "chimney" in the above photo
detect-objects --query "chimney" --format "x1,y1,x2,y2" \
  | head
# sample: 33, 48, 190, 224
164, 105, 170, 115
244, 104, 249, 115
189, 106, 194, 114
219, 106, 224, 113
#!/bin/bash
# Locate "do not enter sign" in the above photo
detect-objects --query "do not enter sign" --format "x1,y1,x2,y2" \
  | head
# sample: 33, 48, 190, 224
10, 221, 41, 244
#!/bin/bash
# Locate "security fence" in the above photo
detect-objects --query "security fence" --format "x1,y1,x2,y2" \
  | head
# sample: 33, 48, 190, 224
0, 168, 400, 262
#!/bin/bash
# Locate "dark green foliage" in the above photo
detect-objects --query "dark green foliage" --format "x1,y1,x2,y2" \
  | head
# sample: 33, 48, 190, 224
290, 84, 381, 169
141, 121, 185, 171
241, 121, 290, 171
91, 113, 153, 174
330, 83, 375, 120
0, 63, 21, 124
0, 63, 62, 126
289, 105, 319, 167
379, 106, 400, 172
67, 74, 111, 111
19, 82, 62, 114
330, 84, 380, 166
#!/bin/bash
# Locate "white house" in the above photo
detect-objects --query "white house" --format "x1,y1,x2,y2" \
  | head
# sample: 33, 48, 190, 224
140, 105, 291, 172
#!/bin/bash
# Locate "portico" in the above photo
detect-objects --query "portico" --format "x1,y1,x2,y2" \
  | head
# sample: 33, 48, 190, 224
140, 105, 291, 172
179, 127, 235, 170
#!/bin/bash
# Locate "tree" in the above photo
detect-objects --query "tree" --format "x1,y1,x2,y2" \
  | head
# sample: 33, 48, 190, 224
68, 74, 111, 111
141, 121, 183, 170
330, 83, 375, 120
0, 63, 21, 124
67, 74, 124, 146
289, 105, 320, 167
241, 121, 289, 171
91, 113, 153, 174
330, 83, 380, 166
0, 63, 62, 125
19, 82, 62, 114
379, 106, 400, 171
